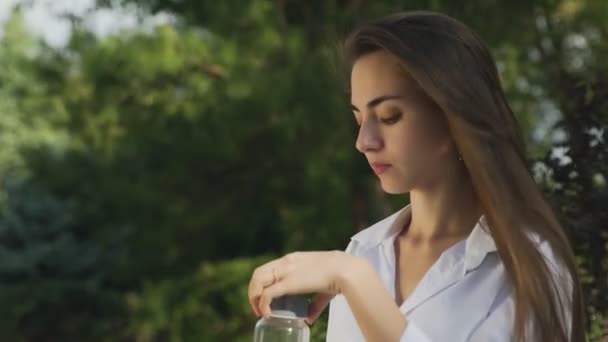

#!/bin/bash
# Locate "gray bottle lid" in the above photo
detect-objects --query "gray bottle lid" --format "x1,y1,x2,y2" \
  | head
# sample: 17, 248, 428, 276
270, 294, 309, 319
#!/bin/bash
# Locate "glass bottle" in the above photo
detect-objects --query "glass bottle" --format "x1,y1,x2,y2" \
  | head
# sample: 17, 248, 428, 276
253, 294, 310, 342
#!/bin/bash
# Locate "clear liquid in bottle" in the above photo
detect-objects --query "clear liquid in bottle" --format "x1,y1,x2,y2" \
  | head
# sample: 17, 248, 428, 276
253, 295, 310, 342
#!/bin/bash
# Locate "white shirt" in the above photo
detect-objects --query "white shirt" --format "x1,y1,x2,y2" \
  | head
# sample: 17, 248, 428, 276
326, 204, 570, 342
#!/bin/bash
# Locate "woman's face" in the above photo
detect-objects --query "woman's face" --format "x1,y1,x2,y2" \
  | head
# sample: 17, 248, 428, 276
351, 51, 458, 193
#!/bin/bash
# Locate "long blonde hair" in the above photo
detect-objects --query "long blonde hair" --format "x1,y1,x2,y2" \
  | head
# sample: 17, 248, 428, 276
343, 11, 585, 342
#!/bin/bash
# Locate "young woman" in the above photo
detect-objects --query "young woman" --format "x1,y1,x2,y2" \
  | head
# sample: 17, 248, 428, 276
248, 11, 585, 342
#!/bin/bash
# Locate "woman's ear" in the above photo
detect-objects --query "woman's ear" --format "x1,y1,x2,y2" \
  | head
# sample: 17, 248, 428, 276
437, 137, 458, 160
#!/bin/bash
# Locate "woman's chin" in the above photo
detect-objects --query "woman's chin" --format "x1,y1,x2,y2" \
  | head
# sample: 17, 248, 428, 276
378, 179, 409, 194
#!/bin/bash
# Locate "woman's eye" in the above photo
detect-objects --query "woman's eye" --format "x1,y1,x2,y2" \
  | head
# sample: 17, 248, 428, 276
381, 113, 402, 124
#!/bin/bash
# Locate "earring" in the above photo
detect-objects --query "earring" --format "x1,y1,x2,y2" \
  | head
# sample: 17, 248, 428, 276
458, 154, 463, 161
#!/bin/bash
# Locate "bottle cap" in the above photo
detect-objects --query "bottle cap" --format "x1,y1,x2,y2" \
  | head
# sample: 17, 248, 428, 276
270, 294, 309, 319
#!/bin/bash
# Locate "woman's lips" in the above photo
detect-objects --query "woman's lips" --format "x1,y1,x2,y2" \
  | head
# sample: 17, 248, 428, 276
370, 163, 392, 175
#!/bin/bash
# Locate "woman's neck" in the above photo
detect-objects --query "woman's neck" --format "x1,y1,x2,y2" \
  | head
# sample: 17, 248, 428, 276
403, 173, 482, 244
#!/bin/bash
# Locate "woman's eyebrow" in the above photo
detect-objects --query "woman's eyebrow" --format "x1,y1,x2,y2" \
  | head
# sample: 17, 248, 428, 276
350, 95, 406, 112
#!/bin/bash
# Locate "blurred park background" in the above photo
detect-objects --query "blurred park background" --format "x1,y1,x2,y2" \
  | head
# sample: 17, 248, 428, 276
0, 0, 606, 341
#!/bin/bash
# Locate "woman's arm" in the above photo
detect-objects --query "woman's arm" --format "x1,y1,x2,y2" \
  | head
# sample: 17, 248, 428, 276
338, 256, 409, 342
248, 251, 431, 341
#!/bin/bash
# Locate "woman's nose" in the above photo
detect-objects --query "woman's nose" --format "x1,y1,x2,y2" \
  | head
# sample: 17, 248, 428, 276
355, 120, 383, 153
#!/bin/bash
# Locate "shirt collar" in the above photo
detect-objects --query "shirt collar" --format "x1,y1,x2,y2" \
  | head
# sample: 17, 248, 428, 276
350, 204, 497, 272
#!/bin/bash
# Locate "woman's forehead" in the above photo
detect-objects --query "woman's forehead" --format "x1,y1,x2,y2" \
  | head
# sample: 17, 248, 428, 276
351, 52, 424, 105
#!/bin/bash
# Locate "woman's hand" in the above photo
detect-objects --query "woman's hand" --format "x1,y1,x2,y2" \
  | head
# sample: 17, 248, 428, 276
248, 250, 355, 324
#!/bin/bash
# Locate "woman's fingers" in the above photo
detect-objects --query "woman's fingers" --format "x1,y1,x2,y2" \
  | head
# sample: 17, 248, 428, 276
248, 252, 336, 319
306, 293, 334, 324
258, 278, 292, 317
248, 260, 283, 317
